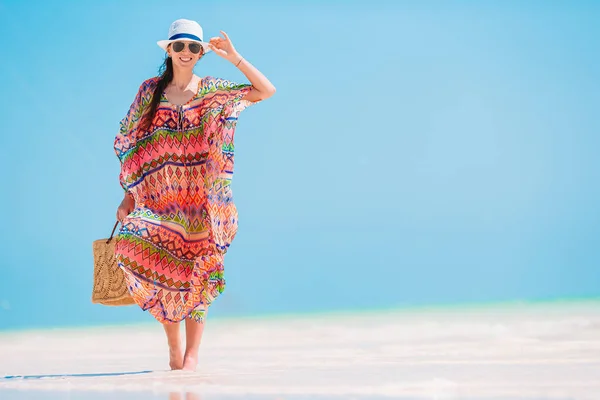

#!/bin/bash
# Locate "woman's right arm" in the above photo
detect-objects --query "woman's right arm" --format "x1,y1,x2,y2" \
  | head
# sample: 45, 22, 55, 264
117, 192, 135, 222
115, 80, 152, 222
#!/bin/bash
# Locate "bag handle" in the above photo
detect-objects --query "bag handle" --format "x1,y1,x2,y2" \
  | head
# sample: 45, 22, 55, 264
106, 221, 120, 244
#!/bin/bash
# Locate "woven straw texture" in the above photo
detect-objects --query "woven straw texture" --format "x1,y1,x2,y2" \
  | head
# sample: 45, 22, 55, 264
92, 236, 135, 306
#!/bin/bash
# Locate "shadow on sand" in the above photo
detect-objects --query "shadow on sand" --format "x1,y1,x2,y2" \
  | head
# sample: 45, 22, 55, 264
1, 370, 153, 380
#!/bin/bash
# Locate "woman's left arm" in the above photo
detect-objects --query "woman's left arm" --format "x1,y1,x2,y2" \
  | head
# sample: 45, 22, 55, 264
209, 31, 276, 102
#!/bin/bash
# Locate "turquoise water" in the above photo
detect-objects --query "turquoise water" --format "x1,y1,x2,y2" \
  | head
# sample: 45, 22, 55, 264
0, 1, 599, 331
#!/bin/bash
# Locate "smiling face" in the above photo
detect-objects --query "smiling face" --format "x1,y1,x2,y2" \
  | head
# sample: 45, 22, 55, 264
167, 41, 204, 68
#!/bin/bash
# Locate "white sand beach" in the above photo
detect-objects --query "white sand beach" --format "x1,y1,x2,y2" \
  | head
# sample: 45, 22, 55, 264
1, 301, 599, 399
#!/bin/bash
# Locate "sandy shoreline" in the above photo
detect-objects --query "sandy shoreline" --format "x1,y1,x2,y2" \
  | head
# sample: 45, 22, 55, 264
1, 302, 599, 399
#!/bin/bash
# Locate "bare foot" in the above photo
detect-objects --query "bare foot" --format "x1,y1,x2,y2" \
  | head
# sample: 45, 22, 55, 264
182, 352, 198, 371
169, 346, 184, 370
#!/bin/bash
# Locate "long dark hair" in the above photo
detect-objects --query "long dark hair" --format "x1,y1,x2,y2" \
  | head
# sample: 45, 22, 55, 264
139, 56, 174, 132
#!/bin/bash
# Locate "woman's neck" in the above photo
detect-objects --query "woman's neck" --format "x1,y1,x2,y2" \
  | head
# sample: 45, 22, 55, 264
171, 67, 195, 91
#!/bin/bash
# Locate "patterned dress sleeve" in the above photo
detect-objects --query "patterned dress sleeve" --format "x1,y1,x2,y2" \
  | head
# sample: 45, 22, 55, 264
200, 77, 258, 258
114, 79, 154, 193
203, 76, 258, 120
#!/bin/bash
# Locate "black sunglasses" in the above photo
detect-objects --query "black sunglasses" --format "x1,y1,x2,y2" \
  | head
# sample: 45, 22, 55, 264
171, 41, 203, 54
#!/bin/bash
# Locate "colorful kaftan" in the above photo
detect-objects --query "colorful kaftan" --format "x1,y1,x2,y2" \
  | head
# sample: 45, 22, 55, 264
113, 76, 254, 323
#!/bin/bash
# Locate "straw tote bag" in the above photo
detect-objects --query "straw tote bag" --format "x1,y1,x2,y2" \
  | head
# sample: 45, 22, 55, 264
92, 221, 135, 306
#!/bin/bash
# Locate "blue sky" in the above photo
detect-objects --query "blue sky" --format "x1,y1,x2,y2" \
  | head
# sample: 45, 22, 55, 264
0, 0, 599, 330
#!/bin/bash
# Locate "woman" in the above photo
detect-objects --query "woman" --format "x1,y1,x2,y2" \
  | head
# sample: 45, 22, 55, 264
113, 19, 275, 371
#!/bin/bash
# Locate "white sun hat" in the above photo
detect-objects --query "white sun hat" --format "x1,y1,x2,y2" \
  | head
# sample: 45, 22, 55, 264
157, 19, 211, 54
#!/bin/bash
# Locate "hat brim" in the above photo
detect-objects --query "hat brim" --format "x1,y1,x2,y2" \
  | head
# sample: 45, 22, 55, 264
157, 39, 211, 54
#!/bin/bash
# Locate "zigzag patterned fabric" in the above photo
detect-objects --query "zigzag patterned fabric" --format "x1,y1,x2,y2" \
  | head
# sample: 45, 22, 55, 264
113, 76, 255, 323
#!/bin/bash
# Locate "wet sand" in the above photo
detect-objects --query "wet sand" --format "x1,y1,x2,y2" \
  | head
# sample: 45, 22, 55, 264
1, 301, 599, 399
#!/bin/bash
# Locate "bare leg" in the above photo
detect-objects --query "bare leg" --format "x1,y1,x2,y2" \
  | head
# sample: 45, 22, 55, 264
163, 322, 183, 370
182, 317, 206, 371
